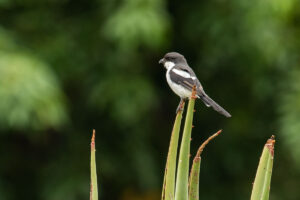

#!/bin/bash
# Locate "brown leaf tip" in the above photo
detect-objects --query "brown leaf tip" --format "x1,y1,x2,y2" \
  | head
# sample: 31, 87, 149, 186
191, 85, 197, 99
270, 135, 275, 140
91, 129, 96, 146
196, 129, 222, 157
265, 135, 275, 157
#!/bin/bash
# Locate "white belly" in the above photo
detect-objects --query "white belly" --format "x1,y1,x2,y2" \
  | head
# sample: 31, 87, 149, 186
166, 68, 192, 98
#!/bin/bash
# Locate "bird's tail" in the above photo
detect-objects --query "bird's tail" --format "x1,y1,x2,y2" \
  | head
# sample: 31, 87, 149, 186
198, 92, 231, 118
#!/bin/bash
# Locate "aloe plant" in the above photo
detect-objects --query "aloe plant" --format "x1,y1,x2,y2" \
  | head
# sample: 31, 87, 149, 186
87, 91, 276, 200
160, 84, 277, 200
251, 135, 275, 200
162, 86, 222, 200
162, 102, 185, 200
188, 130, 222, 200
90, 129, 98, 200
174, 88, 197, 200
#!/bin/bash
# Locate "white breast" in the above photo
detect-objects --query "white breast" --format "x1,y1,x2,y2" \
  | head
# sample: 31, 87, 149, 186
166, 67, 192, 99
164, 61, 175, 70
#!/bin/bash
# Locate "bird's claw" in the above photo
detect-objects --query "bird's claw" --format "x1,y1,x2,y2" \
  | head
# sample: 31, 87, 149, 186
176, 99, 185, 114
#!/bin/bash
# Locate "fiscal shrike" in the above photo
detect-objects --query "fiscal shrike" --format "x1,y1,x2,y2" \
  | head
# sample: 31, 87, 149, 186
159, 52, 231, 117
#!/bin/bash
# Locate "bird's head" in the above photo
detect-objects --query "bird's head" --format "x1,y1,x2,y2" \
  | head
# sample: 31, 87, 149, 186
159, 52, 187, 69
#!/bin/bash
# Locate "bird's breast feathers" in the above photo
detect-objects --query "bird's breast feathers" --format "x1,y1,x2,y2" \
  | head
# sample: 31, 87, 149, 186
166, 66, 195, 98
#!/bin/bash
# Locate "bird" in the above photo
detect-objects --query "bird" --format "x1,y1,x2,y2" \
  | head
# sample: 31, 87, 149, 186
159, 52, 231, 117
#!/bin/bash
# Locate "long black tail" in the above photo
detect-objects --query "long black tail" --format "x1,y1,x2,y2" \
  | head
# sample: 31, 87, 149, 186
198, 92, 231, 118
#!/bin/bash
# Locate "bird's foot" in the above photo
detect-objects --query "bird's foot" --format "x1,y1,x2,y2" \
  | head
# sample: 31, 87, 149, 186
176, 99, 185, 114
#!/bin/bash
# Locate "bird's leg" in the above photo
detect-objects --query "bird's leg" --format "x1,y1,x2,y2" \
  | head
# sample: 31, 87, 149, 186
176, 98, 185, 113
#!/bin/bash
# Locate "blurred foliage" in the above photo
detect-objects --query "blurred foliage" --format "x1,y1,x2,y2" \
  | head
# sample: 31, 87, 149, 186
103, 0, 169, 49
0, 29, 68, 130
0, 0, 300, 200
0, 53, 68, 130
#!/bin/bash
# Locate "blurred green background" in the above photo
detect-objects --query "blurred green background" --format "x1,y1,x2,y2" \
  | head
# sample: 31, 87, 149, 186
1, 0, 300, 199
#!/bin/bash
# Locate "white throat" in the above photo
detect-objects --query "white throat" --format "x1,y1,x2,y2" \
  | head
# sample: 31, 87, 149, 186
164, 61, 175, 70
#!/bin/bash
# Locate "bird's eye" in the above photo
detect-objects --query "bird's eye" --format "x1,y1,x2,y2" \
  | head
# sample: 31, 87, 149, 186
165, 56, 176, 61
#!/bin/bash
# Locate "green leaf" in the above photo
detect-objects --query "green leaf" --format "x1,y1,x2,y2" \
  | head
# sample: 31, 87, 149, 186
189, 130, 222, 200
0, 51, 68, 130
189, 156, 201, 200
162, 102, 185, 200
90, 130, 98, 200
103, 0, 169, 50
174, 88, 197, 200
251, 136, 275, 200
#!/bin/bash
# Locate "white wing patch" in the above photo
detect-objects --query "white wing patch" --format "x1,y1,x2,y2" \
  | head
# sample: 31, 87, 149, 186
172, 68, 191, 78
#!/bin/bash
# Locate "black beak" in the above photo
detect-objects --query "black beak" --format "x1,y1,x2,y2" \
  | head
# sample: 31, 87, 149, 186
159, 58, 165, 64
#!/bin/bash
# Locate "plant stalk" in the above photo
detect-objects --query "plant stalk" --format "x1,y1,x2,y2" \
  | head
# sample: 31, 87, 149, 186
90, 129, 98, 200
174, 86, 197, 200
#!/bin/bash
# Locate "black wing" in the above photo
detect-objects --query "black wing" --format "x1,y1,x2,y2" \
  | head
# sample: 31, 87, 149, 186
169, 65, 202, 92
169, 65, 231, 117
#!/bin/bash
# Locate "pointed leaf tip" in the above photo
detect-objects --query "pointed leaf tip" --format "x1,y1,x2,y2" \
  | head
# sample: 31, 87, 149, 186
265, 135, 275, 157
91, 129, 96, 147
250, 135, 275, 200
196, 129, 222, 157
90, 129, 98, 200
191, 85, 197, 99
92, 129, 96, 140
188, 130, 221, 200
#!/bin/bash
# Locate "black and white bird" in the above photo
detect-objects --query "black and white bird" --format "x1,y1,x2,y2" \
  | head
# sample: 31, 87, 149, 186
159, 52, 231, 118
